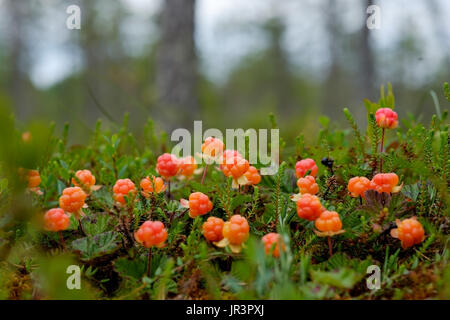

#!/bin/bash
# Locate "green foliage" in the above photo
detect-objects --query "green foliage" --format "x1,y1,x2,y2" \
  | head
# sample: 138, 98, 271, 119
0, 83, 448, 300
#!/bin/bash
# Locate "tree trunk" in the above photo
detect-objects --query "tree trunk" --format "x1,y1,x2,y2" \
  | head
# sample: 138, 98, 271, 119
156, 0, 198, 130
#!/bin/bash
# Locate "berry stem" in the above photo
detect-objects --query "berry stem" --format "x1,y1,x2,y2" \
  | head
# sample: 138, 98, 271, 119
328, 236, 333, 257
146, 247, 153, 278
59, 231, 66, 250
78, 219, 86, 236
359, 196, 363, 205
380, 128, 385, 173
167, 180, 171, 200
201, 164, 209, 185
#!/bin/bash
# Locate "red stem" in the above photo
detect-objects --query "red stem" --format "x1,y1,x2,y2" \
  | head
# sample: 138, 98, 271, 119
200, 164, 209, 185
146, 247, 153, 277
328, 236, 333, 257
380, 128, 385, 173
59, 231, 66, 250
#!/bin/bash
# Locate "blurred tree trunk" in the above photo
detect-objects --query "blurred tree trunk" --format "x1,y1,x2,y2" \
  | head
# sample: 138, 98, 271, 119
6, 0, 27, 119
359, 0, 376, 100
156, 0, 198, 130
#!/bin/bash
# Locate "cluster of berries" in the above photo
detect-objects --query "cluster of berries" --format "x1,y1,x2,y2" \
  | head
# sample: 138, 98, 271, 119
293, 159, 344, 238
347, 173, 402, 199
44, 170, 96, 235
200, 137, 261, 189
156, 153, 198, 180
203, 214, 249, 253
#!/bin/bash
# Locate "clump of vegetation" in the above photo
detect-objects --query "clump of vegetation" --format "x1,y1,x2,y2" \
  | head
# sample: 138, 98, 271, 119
0, 84, 448, 300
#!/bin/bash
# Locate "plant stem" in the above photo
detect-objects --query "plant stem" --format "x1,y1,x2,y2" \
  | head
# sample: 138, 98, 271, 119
201, 164, 209, 185
380, 128, 385, 173
359, 196, 363, 205
146, 247, 153, 277
78, 219, 86, 236
167, 180, 171, 200
328, 236, 333, 257
59, 231, 66, 250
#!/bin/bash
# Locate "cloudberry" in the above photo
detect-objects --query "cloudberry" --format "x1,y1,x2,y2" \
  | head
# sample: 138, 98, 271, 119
391, 218, 425, 249
140, 176, 166, 195
156, 153, 180, 178
297, 175, 319, 195
134, 221, 168, 248
202, 216, 224, 242
59, 187, 87, 216
348, 176, 371, 198
201, 137, 225, 158
295, 158, 318, 178
179, 156, 198, 178
186, 192, 213, 218
315, 210, 343, 233
222, 215, 249, 245
113, 178, 136, 205
244, 166, 261, 185
221, 155, 249, 181
44, 208, 70, 232
296, 194, 323, 221
370, 173, 400, 194
262, 233, 285, 258
375, 108, 398, 129
27, 169, 41, 188
72, 169, 96, 192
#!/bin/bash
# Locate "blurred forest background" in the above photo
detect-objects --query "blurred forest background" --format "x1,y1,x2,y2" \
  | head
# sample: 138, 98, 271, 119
0, 0, 449, 143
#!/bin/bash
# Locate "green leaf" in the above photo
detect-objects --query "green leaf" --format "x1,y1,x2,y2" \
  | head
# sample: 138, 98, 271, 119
71, 231, 121, 261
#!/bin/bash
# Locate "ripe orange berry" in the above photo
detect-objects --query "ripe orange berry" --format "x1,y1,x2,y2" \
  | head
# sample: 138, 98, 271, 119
297, 175, 319, 195
202, 216, 224, 242
295, 158, 318, 178
376, 108, 398, 129
113, 178, 136, 204
296, 194, 323, 221
44, 208, 70, 232
72, 169, 96, 190
222, 215, 249, 245
221, 155, 249, 179
391, 218, 425, 249
348, 176, 371, 198
156, 153, 180, 178
244, 166, 261, 185
27, 169, 41, 188
134, 221, 168, 248
179, 156, 197, 177
370, 173, 399, 194
188, 192, 213, 218
140, 176, 166, 194
315, 210, 343, 233
262, 233, 285, 257
201, 137, 225, 157
59, 187, 86, 213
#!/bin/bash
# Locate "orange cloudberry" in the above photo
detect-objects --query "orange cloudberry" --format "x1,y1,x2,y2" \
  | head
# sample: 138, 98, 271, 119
221, 154, 250, 188
244, 166, 261, 185
156, 153, 180, 178
44, 208, 70, 232
201, 137, 225, 158
134, 221, 168, 248
59, 187, 87, 218
297, 175, 319, 195
222, 215, 249, 246
72, 169, 96, 192
181, 192, 213, 218
113, 178, 136, 205
370, 173, 401, 194
27, 169, 41, 188
262, 233, 285, 258
391, 217, 425, 249
296, 194, 324, 221
315, 210, 343, 234
140, 176, 166, 196
347, 176, 371, 198
295, 158, 318, 178
179, 156, 198, 178
202, 216, 224, 242
375, 108, 398, 129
